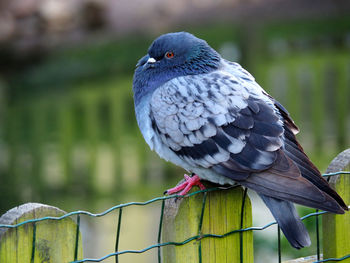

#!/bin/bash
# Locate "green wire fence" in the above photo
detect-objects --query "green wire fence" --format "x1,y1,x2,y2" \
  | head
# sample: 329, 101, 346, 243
0, 170, 349, 263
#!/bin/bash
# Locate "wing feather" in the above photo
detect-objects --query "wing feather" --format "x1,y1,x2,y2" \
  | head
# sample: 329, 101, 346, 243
150, 70, 283, 175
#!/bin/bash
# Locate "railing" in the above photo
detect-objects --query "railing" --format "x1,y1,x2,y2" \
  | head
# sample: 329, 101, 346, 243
1, 149, 349, 262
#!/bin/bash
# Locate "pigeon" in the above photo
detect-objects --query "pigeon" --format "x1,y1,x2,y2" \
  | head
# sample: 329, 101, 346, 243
132, 32, 348, 249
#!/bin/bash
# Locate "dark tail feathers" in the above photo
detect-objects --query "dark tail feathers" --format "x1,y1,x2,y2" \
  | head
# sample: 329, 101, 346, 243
260, 194, 311, 249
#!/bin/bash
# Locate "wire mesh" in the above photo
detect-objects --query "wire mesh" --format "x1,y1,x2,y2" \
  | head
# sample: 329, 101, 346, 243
0, 171, 349, 263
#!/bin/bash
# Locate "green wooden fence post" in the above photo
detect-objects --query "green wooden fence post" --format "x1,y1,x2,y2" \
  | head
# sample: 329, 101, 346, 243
60, 101, 74, 189
0, 203, 83, 263
162, 186, 253, 263
311, 59, 325, 154
334, 56, 349, 150
323, 148, 350, 261
85, 95, 99, 194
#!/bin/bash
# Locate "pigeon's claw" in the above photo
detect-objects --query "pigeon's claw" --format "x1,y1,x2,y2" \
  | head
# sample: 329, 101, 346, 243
165, 174, 206, 196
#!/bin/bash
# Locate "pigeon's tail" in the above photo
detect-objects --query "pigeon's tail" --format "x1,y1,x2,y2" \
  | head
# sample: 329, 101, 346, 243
259, 194, 311, 249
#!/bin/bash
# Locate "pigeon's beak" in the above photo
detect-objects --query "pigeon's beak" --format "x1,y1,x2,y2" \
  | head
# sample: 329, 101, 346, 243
136, 55, 157, 69
146, 57, 156, 64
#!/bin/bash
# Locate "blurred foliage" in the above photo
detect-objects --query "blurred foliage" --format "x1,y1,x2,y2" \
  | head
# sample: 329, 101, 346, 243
5, 37, 150, 100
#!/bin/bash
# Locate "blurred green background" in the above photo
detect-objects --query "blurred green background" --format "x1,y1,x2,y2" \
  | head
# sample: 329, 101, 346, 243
0, 0, 350, 262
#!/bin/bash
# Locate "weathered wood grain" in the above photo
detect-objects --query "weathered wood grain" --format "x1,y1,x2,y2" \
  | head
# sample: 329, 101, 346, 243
162, 186, 253, 263
0, 203, 83, 263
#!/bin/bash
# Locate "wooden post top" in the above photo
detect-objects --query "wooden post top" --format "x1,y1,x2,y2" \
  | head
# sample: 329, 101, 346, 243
0, 202, 83, 263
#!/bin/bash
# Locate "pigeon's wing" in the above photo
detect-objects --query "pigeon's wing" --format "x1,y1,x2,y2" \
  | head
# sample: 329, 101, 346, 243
151, 71, 283, 175
269, 95, 348, 210
279, 110, 348, 210
150, 70, 344, 213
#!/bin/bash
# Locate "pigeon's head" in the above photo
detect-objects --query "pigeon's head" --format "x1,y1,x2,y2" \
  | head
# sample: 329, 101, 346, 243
133, 32, 221, 103
138, 32, 220, 72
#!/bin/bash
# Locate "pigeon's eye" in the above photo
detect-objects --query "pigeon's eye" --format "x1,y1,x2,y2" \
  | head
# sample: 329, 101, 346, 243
165, 51, 174, 59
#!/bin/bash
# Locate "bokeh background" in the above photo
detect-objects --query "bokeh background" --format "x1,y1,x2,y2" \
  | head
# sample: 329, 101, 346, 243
0, 0, 350, 262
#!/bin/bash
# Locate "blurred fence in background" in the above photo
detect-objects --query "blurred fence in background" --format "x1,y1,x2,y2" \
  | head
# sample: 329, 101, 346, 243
256, 50, 350, 152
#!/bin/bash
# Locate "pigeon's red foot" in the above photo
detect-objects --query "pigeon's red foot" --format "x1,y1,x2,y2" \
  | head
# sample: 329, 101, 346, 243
165, 174, 206, 196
